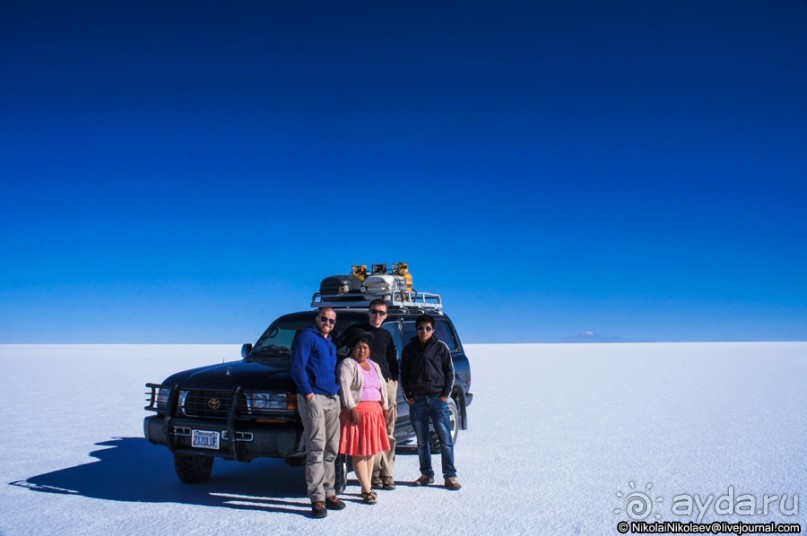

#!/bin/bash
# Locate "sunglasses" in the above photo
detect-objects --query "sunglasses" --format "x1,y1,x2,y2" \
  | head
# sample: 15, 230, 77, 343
319, 316, 336, 325
416, 325, 433, 332
369, 309, 387, 316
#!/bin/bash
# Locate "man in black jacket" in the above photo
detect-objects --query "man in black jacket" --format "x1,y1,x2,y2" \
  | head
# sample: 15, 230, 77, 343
400, 313, 461, 490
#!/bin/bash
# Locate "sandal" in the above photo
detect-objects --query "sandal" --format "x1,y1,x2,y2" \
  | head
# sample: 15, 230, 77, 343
361, 491, 377, 504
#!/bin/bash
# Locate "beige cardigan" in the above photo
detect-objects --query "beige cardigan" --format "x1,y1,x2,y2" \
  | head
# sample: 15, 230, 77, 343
337, 357, 389, 411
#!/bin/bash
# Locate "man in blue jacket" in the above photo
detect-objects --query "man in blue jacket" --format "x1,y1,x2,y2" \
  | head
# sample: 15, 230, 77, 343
291, 307, 345, 518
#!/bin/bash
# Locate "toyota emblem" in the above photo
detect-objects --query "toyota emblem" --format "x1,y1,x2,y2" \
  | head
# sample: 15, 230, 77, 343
208, 398, 221, 410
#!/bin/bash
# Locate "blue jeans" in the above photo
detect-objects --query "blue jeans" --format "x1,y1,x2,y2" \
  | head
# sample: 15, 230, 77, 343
409, 396, 456, 478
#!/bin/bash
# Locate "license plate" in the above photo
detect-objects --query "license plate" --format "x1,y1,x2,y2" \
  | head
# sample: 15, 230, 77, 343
191, 430, 220, 450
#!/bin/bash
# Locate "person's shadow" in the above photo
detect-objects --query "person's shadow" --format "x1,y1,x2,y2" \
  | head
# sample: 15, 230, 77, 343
9, 437, 318, 516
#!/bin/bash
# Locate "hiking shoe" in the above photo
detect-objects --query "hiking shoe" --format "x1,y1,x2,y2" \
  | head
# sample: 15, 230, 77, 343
381, 476, 396, 490
325, 496, 346, 510
311, 501, 328, 518
444, 477, 462, 490
414, 474, 434, 486
371, 474, 383, 488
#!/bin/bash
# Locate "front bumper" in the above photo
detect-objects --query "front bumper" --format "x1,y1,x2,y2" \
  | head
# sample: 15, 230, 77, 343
144, 415, 303, 461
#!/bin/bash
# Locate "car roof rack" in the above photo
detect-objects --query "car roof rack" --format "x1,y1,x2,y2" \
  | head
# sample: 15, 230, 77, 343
311, 290, 443, 312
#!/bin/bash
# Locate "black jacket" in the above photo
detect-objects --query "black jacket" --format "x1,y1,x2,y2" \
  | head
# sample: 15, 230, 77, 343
400, 335, 455, 399
341, 323, 398, 381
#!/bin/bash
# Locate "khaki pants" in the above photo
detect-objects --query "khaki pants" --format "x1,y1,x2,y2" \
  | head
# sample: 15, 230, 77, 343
373, 379, 398, 478
297, 393, 341, 502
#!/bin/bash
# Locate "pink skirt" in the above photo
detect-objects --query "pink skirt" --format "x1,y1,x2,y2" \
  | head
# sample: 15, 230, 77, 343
339, 401, 391, 457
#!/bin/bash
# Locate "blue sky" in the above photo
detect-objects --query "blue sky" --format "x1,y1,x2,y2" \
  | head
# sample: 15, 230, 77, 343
1, 1, 806, 343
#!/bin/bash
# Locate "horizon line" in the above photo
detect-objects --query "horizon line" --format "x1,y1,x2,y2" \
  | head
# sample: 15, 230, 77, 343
1, 340, 805, 345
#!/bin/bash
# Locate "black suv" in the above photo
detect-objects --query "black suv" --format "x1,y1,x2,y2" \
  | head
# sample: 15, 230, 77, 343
144, 294, 473, 484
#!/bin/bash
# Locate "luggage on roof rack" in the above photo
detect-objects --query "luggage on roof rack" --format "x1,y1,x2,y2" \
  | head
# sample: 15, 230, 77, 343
318, 275, 366, 302
311, 262, 442, 311
362, 274, 407, 296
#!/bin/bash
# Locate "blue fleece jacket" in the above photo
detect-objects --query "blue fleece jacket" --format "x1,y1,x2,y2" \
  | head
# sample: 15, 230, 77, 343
290, 325, 339, 396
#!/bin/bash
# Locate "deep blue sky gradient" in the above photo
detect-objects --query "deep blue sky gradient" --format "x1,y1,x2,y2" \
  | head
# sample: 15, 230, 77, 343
2, 1, 806, 342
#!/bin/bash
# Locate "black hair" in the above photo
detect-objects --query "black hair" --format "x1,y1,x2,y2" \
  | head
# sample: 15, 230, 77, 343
415, 314, 435, 329
347, 329, 375, 349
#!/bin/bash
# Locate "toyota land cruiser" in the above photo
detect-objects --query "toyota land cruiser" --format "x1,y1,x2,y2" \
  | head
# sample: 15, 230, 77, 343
144, 264, 472, 484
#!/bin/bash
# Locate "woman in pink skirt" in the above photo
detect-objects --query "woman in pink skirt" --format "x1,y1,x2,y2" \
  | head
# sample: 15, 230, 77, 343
337, 330, 390, 504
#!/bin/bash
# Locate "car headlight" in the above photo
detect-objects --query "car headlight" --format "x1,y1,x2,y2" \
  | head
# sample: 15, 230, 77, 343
145, 384, 170, 411
156, 387, 170, 408
247, 392, 288, 411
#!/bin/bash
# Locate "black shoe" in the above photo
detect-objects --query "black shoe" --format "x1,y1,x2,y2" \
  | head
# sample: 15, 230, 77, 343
325, 496, 346, 510
381, 476, 396, 490
312, 501, 327, 518
371, 474, 383, 488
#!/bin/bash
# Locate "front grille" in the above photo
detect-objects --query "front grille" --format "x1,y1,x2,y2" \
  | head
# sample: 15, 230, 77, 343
178, 389, 245, 419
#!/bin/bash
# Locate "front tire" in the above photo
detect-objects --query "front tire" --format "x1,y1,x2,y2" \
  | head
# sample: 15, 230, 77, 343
173, 453, 214, 483
335, 453, 349, 494
284, 455, 306, 467
429, 397, 460, 453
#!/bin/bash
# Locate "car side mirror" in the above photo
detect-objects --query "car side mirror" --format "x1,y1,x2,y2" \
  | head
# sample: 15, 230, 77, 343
241, 343, 253, 358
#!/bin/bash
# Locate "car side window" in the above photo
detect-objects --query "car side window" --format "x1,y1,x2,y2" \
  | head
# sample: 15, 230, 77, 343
402, 319, 459, 352
382, 321, 404, 361
435, 319, 459, 352
402, 321, 417, 344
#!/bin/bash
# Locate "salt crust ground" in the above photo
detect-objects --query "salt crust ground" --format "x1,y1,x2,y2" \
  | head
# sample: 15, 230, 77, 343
0, 343, 804, 535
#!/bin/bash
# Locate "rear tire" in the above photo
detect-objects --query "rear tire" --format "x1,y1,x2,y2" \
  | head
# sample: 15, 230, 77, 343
429, 397, 460, 453
173, 453, 214, 483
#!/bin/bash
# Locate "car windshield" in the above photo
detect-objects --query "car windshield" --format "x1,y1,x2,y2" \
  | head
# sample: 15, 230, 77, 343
250, 317, 314, 358
249, 313, 365, 359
